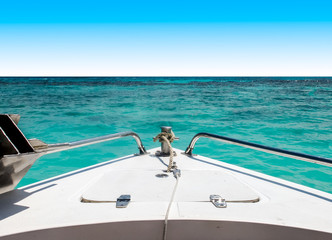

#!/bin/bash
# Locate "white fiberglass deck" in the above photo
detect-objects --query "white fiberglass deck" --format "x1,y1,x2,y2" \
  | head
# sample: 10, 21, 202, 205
0, 148, 331, 240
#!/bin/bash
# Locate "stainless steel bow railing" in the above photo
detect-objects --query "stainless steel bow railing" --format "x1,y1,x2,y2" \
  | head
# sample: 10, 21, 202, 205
40, 131, 147, 155
184, 132, 332, 167
1, 123, 147, 194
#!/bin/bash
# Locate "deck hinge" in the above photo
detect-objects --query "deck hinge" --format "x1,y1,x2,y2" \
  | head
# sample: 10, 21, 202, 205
210, 194, 227, 208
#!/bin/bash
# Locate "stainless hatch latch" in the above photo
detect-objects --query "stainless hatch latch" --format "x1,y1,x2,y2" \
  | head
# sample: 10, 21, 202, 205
116, 195, 131, 208
210, 194, 227, 208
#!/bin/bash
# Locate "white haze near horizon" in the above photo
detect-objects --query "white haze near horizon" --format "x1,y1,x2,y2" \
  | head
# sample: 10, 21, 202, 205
0, 23, 331, 76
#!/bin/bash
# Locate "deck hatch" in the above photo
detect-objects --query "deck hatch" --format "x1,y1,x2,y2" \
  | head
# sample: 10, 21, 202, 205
81, 170, 176, 202
175, 170, 259, 203
81, 170, 259, 203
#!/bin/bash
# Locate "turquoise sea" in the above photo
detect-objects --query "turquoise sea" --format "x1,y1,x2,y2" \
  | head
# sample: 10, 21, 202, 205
1, 77, 332, 193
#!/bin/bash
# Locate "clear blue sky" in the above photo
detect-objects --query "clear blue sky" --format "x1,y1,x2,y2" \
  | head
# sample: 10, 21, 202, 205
0, 0, 331, 76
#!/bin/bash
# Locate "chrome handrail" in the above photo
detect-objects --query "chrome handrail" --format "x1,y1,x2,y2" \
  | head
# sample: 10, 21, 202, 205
0, 131, 147, 195
40, 131, 147, 155
184, 132, 332, 167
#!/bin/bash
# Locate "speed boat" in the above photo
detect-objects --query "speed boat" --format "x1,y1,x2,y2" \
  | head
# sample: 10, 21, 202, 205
0, 114, 332, 240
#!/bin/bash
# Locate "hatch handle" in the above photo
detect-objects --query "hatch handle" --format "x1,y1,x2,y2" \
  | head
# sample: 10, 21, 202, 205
116, 194, 131, 208
210, 194, 227, 208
